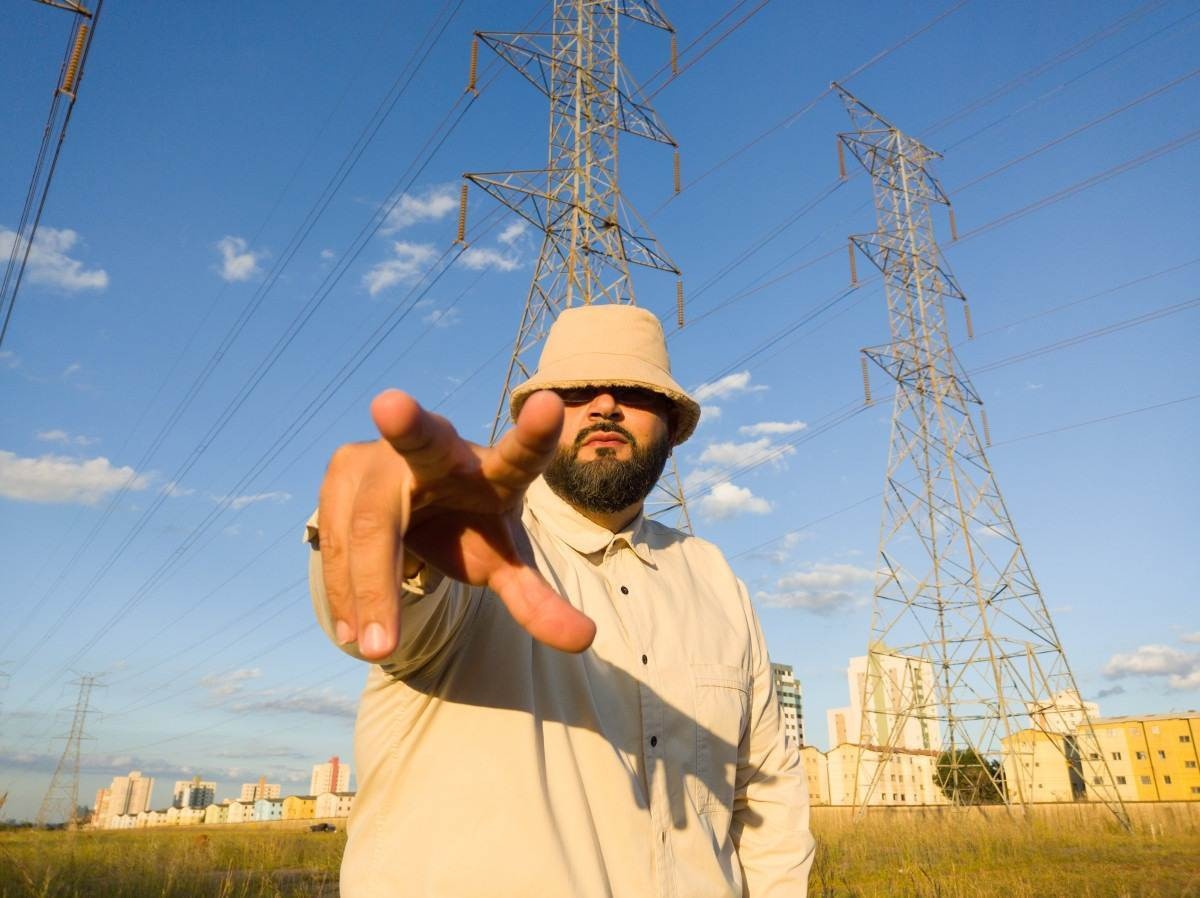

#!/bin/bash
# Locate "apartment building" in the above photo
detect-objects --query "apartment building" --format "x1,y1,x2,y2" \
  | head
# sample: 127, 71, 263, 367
311, 756, 351, 794
771, 662, 805, 747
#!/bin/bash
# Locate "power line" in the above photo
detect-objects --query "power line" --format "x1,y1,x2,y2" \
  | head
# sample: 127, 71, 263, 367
989, 393, 1200, 447
0, 0, 103, 350
1, 0, 471, 661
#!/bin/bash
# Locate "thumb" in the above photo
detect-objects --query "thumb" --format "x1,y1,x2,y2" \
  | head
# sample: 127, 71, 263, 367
488, 561, 596, 653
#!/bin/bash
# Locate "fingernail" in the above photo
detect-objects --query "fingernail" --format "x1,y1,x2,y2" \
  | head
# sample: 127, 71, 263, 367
334, 619, 354, 645
361, 622, 388, 656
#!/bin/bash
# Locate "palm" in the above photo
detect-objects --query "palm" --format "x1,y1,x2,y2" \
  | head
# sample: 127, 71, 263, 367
318, 389, 595, 660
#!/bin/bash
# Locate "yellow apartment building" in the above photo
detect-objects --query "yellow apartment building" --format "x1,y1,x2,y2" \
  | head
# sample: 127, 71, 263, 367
282, 795, 317, 820
1001, 728, 1082, 803
1088, 712, 1200, 802
799, 746, 829, 806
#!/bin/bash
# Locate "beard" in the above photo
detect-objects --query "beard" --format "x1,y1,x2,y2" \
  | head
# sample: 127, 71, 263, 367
543, 422, 672, 515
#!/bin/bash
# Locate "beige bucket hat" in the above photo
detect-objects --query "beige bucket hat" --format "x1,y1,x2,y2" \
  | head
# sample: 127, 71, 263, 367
509, 304, 701, 445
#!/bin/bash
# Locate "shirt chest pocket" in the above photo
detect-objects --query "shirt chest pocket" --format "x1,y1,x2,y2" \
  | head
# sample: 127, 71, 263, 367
690, 664, 750, 815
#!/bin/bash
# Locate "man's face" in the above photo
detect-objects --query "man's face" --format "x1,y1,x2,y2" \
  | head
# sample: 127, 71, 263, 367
542, 386, 673, 515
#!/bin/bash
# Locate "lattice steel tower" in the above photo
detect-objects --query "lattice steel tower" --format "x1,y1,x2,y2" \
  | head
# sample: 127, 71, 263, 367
460, 0, 691, 526
835, 84, 1127, 826
35, 674, 97, 827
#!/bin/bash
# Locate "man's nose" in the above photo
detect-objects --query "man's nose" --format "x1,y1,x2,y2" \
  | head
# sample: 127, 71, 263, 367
588, 391, 623, 419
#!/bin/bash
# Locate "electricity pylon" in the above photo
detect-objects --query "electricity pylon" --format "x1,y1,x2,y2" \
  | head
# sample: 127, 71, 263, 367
36, 674, 97, 827
835, 83, 1128, 827
459, 0, 692, 528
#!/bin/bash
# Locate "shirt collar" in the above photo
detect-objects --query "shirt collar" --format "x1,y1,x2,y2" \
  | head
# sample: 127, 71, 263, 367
525, 476, 655, 566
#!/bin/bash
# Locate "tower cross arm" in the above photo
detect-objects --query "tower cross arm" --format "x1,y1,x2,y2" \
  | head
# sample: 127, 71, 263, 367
607, 0, 674, 31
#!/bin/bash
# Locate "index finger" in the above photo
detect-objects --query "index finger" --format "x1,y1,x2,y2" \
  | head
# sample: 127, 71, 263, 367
370, 389, 461, 481
481, 389, 564, 492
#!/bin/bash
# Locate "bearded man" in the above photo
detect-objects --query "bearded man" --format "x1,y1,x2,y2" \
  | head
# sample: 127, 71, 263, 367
308, 304, 815, 897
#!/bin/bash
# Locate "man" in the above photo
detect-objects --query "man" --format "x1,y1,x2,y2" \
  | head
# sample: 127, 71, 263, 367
309, 304, 814, 897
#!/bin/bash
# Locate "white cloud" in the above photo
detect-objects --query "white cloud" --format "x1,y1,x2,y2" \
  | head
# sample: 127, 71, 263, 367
695, 481, 771, 521
215, 236, 263, 282
0, 451, 148, 504
498, 220, 528, 246
35, 428, 97, 447
363, 241, 438, 295
1103, 644, 1200, 691
423, 307, 461, 328
200, 668, 263, 698
739, 420, 807, 437
460, 246, 520, 272
160, 480, 195, 498
220, 490, 291, 510
699, 405, 722, 426
756, 562, 876, 612
1180, 632, 1200, 645
699, 437, 794, 469
0, 226, 108, 291
230, 686, 357, 719
320, 248, 335, 260
748, 530, 812, 564
692, 371, 767, 403
0, 350, 19, 370
383, 184, 457, 232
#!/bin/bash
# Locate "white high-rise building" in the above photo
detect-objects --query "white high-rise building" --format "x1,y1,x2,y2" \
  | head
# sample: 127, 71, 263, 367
311, 756, 351, 795
771, 662, 804, 747
105, 771, 154, 822
173, 776, 216, 809
240, 778, 281, 801
826, 647, 941, 751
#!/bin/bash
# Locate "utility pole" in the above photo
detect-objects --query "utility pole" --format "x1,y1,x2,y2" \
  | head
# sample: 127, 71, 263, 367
459, 0, 692, 528
835, 83, 1129, 828
35, 674, 97, 827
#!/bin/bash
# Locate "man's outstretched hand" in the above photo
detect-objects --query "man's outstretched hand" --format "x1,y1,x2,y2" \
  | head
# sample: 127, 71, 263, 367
317, 388, 596, 661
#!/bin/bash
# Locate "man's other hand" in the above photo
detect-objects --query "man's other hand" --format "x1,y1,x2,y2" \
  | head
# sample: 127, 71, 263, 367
317, 389, 596, 660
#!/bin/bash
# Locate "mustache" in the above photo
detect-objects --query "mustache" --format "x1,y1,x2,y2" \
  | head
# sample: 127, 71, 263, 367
573, 422, 637, 450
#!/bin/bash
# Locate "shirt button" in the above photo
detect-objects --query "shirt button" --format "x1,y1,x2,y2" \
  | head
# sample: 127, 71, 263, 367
620, 585, 629, 595
650, 736, 658, 748
641, 654, 648, 665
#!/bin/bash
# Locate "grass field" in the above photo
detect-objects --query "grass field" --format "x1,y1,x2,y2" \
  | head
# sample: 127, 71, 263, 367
1, 804, 1197, 897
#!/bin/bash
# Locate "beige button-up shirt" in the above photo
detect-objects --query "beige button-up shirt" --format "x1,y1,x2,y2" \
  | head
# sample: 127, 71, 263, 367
308, 477, 814, 898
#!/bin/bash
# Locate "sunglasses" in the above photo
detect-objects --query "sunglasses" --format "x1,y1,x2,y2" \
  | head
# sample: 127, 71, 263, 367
552, 386, 672, 413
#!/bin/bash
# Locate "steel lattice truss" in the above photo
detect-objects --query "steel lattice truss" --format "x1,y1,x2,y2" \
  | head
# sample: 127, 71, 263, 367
835, 84, 1128, 826
35, 674, 96, 827
463, 0, 691, 528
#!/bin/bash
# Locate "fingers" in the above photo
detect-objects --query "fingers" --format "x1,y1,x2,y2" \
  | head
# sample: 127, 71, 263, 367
345, 466, 410, 659
482, 390, 564, 491
488, 559, 597, 654
318, 444, 363, 646
405, 511, 596, 654
318, 440, 410, 661
371, 389, 460, 482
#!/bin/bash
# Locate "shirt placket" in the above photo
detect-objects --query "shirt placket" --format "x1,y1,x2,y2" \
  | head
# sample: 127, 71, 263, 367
605, 539, 675, 898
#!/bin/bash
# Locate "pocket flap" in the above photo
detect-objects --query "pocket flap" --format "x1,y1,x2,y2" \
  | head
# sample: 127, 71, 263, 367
692, 663, 750, 692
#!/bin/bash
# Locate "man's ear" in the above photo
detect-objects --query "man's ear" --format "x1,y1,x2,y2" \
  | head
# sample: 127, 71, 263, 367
666, 408, 681, 445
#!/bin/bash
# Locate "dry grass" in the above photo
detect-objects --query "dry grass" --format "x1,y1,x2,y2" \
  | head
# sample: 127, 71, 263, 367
1, 804, 1197, 897
809, 802, 1200, 898
0, 825, 344, 898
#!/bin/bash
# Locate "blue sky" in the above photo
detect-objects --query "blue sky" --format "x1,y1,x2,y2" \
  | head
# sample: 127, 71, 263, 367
1, 0, 1197, 821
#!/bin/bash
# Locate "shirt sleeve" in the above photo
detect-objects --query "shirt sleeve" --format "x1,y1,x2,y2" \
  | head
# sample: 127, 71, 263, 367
730, 578, 816, 897
305, 510, 480, 677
